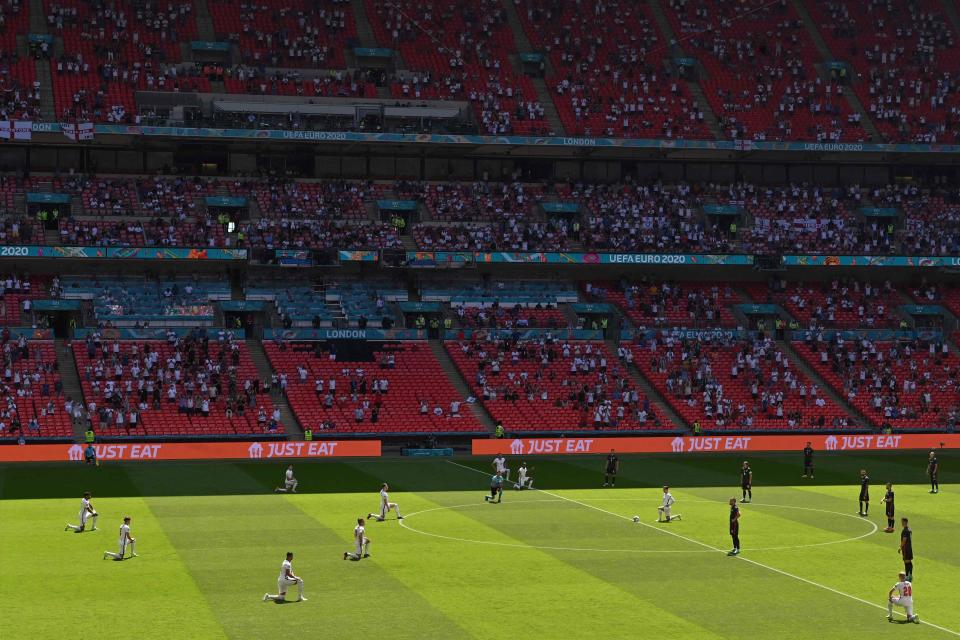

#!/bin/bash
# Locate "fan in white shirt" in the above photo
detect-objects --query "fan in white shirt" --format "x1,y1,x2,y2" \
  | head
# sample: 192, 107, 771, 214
367, 483, 403, 521
343, 518, 371, 561
65, 491, 98, 533
657, 486, 681, 523
887, 572, 918, 623
103, 516, 137, 560
274, 465, 298, 493
263, 552, 306, 602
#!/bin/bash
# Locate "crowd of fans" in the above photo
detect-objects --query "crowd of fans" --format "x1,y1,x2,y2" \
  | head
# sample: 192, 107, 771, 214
449, 335, 665, 430
5, 175, 960, 255
630, 331, 852, 430
794, 333, 960, 430
74, 332, 280, 435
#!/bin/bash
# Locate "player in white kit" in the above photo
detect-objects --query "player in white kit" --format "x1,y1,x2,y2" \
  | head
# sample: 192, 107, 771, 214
492, 455, 510, 482
263, 552, 306, 602
344, 518, 370, 561
513, 462, 533, 489
103, 516, 137, 560
368, 483, 403, 521
274, 465, 298, 493
65, 491, 98, 532
887, 571, 918, 623
657, 486, 681, 522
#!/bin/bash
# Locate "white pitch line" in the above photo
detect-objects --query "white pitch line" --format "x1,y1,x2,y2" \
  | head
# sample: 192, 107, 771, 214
400, 499, 873, 553
443, 460, 960, 636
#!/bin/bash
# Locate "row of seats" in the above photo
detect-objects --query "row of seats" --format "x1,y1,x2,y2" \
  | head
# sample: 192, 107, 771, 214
265, 341, 480, 433
7, 177, 960, 255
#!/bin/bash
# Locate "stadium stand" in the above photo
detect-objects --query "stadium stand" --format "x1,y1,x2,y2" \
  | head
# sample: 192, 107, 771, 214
792, 335, 959, 430
628, 332, 854, 430
265, 340, 481, 433
0, 338, 72, 439
447, 337, 667, 431
72, 334, 282, 436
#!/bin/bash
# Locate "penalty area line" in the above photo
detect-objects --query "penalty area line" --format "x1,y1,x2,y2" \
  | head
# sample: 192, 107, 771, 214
443, 460, 960, 636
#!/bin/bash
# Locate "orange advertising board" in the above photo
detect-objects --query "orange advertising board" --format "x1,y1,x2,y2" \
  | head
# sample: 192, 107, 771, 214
0, 440, 381, 463
473, 433, 960, 456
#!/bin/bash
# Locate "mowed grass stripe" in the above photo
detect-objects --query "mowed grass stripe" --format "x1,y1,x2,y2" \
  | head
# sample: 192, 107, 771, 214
139, 462, 467, 640
0, 496, 227, 640
294, 489, 726, 640
684, 485, 960, 635
434, 485, 909, 639
556, 486, 958, 638
441, 462, 954, 638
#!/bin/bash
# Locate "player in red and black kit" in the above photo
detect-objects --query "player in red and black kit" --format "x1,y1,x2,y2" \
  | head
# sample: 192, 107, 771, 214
899, 517, 913, 581
858, 469, 870, 516
881, 482, 895, 533
727, 497, 741, 556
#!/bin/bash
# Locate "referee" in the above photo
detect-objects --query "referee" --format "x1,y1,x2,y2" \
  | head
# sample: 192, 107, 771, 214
727, 497, 741, 556
802, 442, 814, 478
927, 451, 939, 494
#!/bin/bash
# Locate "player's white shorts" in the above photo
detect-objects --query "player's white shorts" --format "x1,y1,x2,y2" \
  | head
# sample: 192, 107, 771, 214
890, 596, 914, 617
659, 506, 671, 519
117, 541, 128, 557
355, 537, 369, 555
285, 480, 297, 490
379, 503, 394, 518
278, 578, 299, 594
80, 510, 95, 526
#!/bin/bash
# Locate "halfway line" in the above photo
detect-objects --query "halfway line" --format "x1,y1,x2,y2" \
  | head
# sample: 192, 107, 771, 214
443, 460, 960, 636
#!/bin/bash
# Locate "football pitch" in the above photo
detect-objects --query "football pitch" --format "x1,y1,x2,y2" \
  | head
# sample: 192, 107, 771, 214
0, 451, 957, 639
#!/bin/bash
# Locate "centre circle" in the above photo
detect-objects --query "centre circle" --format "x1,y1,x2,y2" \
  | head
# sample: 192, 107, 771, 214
398, 498, 878, 554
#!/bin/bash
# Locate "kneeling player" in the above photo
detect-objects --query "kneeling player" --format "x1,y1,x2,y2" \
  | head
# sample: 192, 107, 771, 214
274, 465, 298, 493
344, 518, 370, 561
657, 486, 681, 522
65, 491, 98, 533
514, 462, 533, 490
103, 516, 137, 560
887, 571, 918, 623
485, 472, 503, 503
368, 483, 403, 521
264, 552, 306, 602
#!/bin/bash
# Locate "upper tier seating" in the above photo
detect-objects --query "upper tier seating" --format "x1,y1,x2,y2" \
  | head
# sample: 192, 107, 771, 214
516, 0, 710, 139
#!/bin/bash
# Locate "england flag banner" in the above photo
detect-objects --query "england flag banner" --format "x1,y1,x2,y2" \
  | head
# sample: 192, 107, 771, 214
61, 122, 94, 142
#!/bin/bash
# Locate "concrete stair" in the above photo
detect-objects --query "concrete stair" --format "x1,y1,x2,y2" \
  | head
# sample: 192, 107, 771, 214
777, 339, 873, 430
647, 0, 724, 140
55, 339, 86, 441
34, 58, 56, 120
498, 0, 565, 134
246, 339, 302, 438
529, 77, 565, 135
605, 337, 689, 431
193, 0, 217, 41
29, 0, 47, 33
941, 0, 960, 38
349, 0, 380, 49
790, 0, 882, 142
428, 340, 497, 433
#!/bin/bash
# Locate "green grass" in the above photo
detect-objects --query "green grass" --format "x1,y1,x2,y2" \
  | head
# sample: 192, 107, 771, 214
0, 451, 958, 639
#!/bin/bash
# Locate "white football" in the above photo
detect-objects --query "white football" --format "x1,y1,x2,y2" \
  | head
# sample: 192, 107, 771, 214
632, 515, 640, 523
